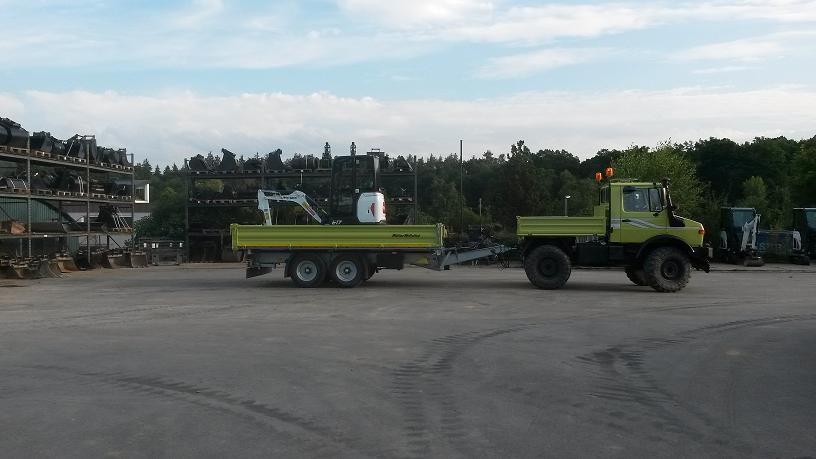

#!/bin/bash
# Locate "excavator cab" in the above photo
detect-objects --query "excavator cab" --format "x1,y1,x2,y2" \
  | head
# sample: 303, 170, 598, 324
330, 153, 384, 224
793, 208, 816, 259
718, 207, 764, 266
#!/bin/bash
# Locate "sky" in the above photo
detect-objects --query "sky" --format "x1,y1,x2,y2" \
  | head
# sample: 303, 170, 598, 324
1, 0, 816, 165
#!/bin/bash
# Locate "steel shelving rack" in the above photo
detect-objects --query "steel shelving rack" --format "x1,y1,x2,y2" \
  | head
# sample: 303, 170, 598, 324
0, 137, 135, 265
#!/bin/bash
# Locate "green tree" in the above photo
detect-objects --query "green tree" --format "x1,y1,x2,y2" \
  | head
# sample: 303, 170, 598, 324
739, 176, 769, 223
612, 143, 704, 214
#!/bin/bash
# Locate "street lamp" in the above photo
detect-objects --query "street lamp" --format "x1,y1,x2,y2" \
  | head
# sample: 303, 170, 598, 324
564, 195, 571, 216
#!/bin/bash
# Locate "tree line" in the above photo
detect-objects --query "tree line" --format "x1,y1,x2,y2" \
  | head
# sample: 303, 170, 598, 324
133, 135, 816, 242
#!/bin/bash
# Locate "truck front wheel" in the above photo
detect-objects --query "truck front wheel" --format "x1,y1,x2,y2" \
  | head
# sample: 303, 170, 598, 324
524, 245, 571, 290
289, 255, 326, 288
643, 247, 691, 293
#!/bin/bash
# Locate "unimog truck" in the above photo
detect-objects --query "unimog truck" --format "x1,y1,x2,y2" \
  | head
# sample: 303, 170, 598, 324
231, 154, 710, 292
518, 170, 711, 292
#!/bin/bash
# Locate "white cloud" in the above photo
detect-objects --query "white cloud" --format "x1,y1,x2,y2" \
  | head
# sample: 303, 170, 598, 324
3, 86, 815, 166
338, 0, 495, 28
691, 65, 754, 74
476, 48, 606, 79
673, 30, 816, 62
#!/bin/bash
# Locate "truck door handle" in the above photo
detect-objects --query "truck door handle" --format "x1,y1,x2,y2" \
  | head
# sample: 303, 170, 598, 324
622, 219, 631, 222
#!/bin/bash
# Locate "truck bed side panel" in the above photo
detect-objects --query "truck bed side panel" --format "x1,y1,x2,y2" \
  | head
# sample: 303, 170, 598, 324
231, 223, 445, 249
517, 216, 606, 237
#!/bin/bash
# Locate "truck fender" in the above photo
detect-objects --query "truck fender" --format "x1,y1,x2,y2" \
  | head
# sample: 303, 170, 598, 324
636, 235, 695, 261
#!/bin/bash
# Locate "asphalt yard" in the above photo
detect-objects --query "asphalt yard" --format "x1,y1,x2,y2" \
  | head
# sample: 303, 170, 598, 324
1, 264, 815, 458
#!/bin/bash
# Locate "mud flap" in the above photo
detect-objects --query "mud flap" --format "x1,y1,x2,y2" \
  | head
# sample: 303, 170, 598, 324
246, 266, 273, 278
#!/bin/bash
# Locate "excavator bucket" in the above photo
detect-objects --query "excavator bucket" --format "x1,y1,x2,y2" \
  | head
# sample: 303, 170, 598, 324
0, 260, 22, 279
56, 255, 80, 272
129, 251, 148, 268
95, 251, 115, 269
99, 252, 119, 269
47, 259, 64, 277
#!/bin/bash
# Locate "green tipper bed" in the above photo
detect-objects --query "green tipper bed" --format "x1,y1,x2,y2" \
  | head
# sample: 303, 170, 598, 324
231, 223, 446, 250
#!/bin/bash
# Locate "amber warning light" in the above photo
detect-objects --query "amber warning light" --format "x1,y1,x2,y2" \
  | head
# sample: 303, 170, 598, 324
595, 172, 603, 182
605, 167, 615, 178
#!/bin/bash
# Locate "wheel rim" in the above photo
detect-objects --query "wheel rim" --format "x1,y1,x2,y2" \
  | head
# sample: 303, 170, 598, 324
538, 258, 558, 277
661, 259, 682, 280
296, 260, 318, 282
335, 260, 358, 283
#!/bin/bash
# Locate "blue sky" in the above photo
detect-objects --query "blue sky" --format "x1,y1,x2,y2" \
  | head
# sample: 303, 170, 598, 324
2, 0, 816, 165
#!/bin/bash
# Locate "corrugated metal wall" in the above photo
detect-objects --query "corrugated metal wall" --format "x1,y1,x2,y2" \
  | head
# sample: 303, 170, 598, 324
0, 198, 75, 223
0, 198, 83, 257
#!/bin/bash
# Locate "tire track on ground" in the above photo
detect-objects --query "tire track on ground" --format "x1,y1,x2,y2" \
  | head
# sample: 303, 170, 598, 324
19, 365, 367, 457
575, 314, 816, 452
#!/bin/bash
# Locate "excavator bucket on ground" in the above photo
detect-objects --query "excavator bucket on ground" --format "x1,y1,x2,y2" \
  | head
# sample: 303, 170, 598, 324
56, 254, 80, 272
37, 258, 62, 278
129, 251, 148, 268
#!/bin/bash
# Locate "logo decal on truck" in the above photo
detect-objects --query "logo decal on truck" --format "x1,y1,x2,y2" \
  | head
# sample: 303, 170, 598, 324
392, 233, 421, 238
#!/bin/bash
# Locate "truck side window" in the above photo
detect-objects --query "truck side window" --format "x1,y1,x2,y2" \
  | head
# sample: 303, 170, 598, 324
623, 188, 649, 212
649, 188, 663, 212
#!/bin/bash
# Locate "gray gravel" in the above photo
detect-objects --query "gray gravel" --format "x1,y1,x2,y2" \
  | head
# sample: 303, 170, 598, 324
1, 264, 814, 458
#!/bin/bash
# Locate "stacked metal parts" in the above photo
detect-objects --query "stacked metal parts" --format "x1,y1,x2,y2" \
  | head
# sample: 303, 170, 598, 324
1, 117, 144, 279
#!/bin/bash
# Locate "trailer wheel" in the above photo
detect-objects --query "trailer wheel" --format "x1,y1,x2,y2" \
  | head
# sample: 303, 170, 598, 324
289, 255, 326, 288
625, 266, 648, 286
524, 245, 571, 290
330, 256, 364, 288
643, 247, 691, 293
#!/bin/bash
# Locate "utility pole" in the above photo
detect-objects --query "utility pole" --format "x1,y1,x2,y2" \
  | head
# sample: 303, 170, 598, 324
459, 140, 464, 236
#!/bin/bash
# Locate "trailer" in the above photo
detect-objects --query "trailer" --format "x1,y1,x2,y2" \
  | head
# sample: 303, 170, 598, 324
231, 222, 510, 287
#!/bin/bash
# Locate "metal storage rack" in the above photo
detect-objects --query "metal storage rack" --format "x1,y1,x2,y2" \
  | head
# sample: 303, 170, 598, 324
183, 153, 417, 262
0, 137, 135, 265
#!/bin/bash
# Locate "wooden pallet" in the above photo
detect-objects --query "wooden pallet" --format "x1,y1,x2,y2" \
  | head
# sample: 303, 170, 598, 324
0, 145, 28, 155
34, 189, 53, 196
33, 150, 53, 159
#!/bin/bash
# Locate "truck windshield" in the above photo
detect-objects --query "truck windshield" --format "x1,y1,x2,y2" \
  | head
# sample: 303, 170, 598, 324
807, 211, 816, 229
731, 209, 756, 230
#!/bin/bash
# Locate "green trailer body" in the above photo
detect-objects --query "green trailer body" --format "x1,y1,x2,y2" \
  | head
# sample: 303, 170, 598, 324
231, 223, 446, 250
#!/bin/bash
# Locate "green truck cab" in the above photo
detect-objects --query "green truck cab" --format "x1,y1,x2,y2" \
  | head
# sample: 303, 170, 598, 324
517, 178, 711, 292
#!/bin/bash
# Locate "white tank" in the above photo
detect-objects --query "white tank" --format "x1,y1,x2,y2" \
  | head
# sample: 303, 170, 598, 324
357, 192, 387, 223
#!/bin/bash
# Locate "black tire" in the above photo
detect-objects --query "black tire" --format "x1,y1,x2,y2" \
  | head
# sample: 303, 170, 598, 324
643, 247, 691, 293
289, 254, 326, 288
524, 245, 571, 290
625, 266, 648, 286
330, 255, 364, 288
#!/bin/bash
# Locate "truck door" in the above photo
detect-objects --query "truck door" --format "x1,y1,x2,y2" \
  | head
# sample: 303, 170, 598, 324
615, 186, 667, 244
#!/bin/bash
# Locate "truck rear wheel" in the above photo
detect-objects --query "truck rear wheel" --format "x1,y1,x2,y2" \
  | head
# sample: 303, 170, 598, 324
643, 247, 691, 293
625, 266, 648, 286
289, 255, 326, 288
330, 255, 364, 288
524, 245, 571, 290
